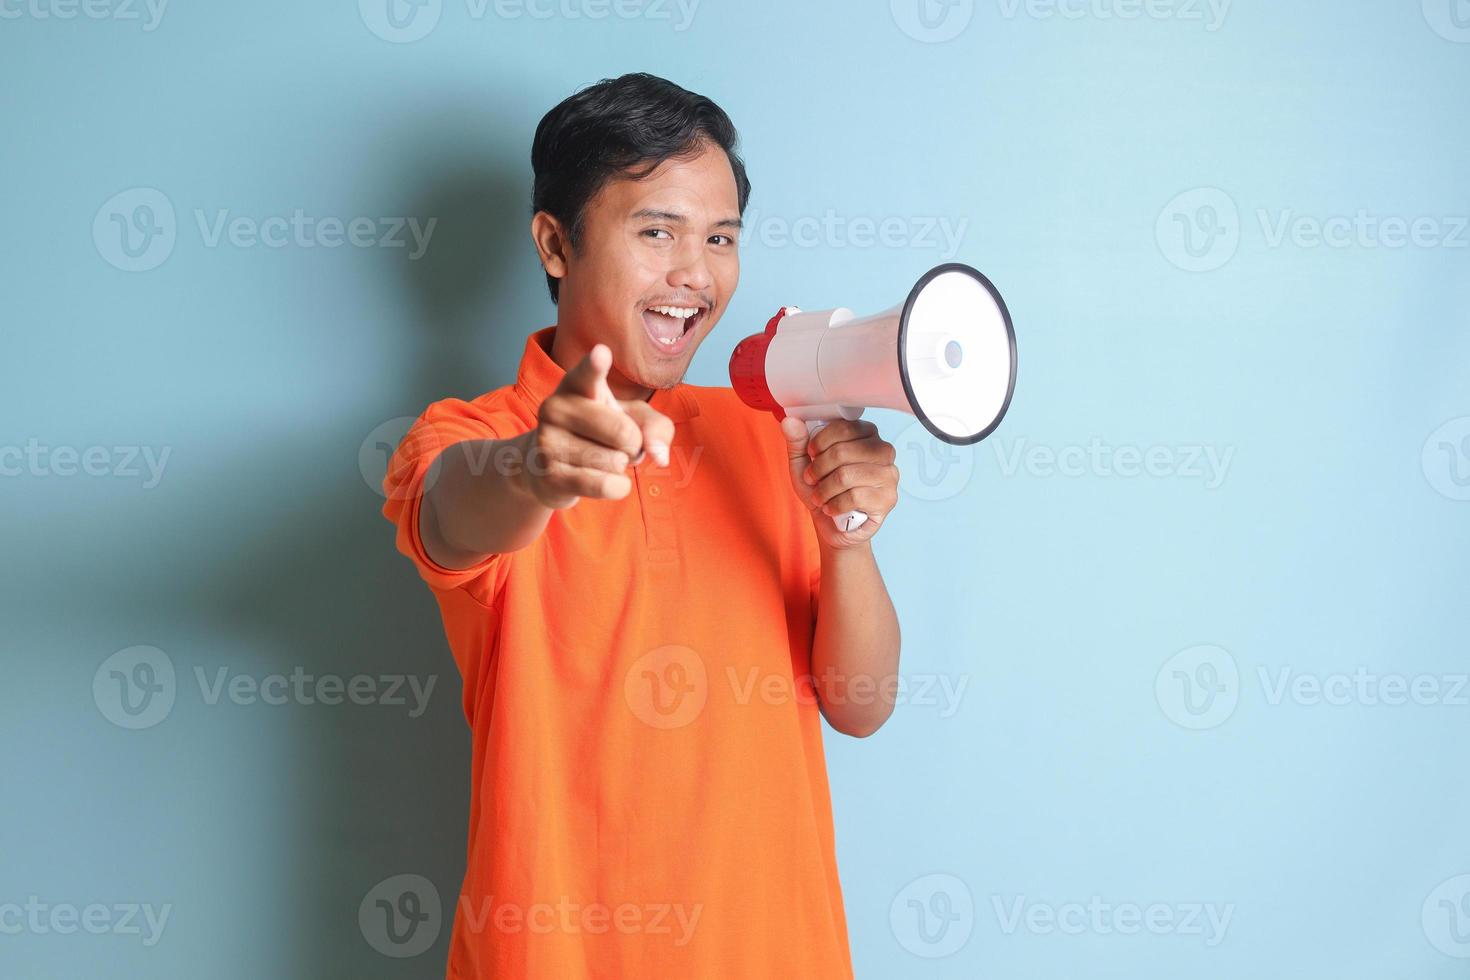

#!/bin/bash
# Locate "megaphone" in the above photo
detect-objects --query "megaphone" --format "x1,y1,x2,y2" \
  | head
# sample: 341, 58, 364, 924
729, 262, 1016, 533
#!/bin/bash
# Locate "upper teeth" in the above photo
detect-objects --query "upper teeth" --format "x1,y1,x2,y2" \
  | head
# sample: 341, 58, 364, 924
649, 306, 699, 319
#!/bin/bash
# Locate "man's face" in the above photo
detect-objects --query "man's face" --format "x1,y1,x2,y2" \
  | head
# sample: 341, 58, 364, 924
553, 141, 741, 394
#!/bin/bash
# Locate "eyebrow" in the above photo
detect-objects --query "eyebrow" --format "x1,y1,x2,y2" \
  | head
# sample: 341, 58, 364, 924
631, 208, 743, 231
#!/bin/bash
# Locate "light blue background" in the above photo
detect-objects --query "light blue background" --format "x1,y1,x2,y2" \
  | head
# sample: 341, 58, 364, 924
3, 1, 1467, 977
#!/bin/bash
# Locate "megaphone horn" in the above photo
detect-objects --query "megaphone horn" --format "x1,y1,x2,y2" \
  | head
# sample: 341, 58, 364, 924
729, 262, 1017, 533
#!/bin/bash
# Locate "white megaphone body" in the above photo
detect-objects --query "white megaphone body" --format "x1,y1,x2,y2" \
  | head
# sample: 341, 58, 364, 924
729, 263, 1017, 533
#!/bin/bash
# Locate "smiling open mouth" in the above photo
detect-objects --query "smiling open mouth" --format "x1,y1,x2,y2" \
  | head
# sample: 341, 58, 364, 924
640, 303, 707, 351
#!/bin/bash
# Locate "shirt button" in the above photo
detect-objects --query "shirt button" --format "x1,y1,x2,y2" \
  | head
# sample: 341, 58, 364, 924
648, 484, 662, 497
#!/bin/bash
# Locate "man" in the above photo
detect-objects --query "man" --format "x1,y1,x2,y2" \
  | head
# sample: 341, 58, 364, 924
383, 72, 901, 979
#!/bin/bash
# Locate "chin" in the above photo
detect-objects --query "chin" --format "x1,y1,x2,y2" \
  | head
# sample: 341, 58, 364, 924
636, 362, 688, 390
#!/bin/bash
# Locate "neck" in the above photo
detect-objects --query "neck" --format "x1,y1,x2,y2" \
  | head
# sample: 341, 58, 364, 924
549, 324, 653, 403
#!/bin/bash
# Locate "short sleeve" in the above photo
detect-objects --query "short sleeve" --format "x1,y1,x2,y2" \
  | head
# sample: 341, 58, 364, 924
381, 396, 528, 595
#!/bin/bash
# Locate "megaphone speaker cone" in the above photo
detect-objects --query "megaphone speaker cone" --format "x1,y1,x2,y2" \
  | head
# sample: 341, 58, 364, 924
898, 263, 1017, 446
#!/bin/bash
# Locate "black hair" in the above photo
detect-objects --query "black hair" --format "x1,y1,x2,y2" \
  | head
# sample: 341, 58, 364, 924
530, 72, 751, 304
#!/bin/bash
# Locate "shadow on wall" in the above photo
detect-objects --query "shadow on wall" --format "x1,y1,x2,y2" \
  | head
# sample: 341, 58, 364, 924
288, 136, 539, 974
397, 152, 543, 402
171, 128, 538, 975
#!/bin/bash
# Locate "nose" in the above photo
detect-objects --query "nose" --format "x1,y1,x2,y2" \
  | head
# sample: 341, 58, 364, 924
667, 236, 712, 294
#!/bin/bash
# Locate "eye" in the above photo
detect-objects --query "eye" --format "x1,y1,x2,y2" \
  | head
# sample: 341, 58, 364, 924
641, 228, 673, 240
709, 234, 735, 246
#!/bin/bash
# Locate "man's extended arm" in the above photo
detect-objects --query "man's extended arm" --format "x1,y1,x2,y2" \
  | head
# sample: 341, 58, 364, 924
421, 344, 672, 570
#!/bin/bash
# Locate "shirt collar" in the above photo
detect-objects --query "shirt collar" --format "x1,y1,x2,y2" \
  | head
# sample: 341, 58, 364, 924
512, 326, 700, 423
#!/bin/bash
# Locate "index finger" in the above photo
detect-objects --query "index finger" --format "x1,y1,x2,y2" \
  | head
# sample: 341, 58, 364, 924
619, 399, 675, 467
807, 419, 878, 457
556, 343, 613, 401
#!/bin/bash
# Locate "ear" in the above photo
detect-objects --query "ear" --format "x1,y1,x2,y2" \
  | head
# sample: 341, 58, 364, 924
530, 211, 570, 283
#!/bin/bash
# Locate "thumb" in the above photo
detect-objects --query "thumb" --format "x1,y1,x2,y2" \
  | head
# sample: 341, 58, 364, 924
779, 416, 812, 491
780, 415, 808, 456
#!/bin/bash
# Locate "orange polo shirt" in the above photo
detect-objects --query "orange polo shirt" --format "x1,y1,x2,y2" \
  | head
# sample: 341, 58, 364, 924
382, 326, 853, 980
